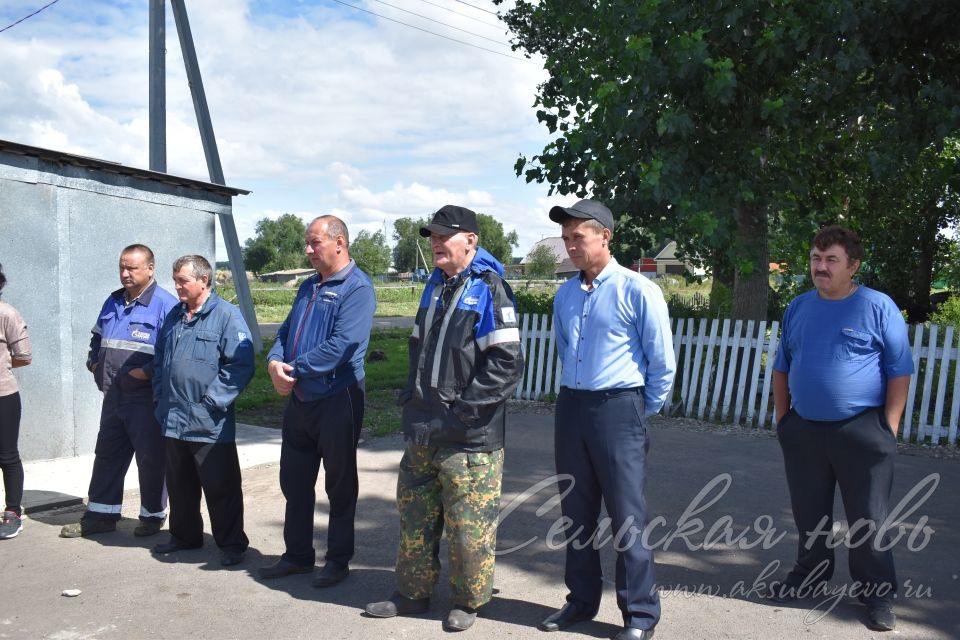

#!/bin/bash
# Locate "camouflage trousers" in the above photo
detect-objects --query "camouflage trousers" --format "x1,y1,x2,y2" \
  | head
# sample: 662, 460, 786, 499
395, 443, 504, 609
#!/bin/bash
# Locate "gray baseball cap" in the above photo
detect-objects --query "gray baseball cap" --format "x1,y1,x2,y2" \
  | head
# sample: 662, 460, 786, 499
548, 199, 615, 231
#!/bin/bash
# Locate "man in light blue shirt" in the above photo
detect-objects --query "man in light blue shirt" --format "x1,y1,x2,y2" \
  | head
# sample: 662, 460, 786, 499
539, 199, 675, 640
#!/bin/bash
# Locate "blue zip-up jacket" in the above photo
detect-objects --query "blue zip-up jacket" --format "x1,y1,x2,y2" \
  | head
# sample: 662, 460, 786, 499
267, 260, 376, 401
152, 290, 255, 443
88, 280, 178, 404
400, 247, 524, 452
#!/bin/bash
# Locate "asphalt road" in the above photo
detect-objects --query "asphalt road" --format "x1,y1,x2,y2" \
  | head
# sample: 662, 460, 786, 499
5, 412, 958, 640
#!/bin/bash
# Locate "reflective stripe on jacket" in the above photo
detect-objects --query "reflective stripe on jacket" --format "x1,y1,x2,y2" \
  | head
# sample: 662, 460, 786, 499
89, 281, 178, 403
401, 247, 524, 452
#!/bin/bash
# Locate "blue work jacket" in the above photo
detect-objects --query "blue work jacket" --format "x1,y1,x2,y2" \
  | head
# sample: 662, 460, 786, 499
88, 280, 178, 404
153, 290, 255, 443
267, 261, 376, 401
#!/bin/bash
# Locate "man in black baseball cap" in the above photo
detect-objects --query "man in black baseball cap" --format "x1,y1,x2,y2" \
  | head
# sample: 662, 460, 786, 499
419, 205, 480, 237
548, 198, 615, 231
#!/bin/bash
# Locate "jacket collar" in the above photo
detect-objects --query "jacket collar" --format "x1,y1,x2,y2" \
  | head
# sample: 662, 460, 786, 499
427, 246, 504, 285
111, 279, 158, 307
179, 289, 219, 319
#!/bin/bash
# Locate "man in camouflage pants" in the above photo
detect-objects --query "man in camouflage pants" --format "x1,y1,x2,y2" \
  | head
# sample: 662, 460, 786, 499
366, 205, 524, 632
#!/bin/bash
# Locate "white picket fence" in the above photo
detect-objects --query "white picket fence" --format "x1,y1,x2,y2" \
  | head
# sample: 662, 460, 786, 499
515, 314, 960, 446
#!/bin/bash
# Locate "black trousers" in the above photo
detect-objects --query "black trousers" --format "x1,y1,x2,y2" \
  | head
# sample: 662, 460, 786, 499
86, 399, 167, 522
164, 437, 248, 553
0, 392, 23, 514
555, 387, 659, 631
776, 406, 897, 604
279, 382, 364, 567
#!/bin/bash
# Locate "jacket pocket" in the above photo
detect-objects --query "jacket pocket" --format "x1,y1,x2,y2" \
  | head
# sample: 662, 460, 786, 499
186, 401, 222, 439
192, 330, 220, 362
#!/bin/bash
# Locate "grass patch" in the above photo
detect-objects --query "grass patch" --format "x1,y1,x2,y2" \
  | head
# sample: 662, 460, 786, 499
220, 284, 425, 321
236, 328, 411, 436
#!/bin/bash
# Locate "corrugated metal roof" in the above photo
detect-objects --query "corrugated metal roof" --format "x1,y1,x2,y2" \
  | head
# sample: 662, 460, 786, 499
0, 138, 249, 197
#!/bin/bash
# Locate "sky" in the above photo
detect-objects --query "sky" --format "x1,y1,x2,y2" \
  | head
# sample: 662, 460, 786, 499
0, 0, 578, 261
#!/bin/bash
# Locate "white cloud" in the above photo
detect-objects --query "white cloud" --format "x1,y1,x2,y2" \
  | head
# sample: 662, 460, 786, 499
1, 0, 564, 261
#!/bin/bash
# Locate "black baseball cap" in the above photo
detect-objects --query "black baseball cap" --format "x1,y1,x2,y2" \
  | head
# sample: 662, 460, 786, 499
419, 205, 480, 237
548, 199, 615, 231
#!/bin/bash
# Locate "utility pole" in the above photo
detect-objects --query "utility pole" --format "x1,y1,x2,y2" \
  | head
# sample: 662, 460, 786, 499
148, 0, 261, 350
148, 0, 165, 171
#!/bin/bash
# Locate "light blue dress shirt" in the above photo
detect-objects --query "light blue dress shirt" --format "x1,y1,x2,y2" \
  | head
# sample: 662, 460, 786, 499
553, 258, 676, 415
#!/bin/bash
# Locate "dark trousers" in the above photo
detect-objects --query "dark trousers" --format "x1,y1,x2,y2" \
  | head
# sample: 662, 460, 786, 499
555, 387, 659, 631
777, 406, 898, 604
164, 437, 248, 553
279, 382, 364, 567
86, 399, 167, 522
0, 392, 23, 514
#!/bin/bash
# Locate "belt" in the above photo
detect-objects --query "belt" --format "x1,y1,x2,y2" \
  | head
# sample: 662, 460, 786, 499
560, 386, 643, 398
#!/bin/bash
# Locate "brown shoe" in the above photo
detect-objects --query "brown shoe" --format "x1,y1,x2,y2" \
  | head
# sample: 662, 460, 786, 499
133, 519, 165, 537
60, 518, 117, 538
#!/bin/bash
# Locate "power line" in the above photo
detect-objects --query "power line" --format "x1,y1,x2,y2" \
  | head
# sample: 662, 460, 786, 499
413, 0, 503, 29
0, 0, 64, 34
328, 0, 530, 62
370, 0, 509, 46
453, 0, 498, 16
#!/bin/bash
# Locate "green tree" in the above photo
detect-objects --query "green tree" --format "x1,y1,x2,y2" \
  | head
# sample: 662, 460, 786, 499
501, 0, 960, 320
243, 214, 308, 275
351, 230, 392, 277
525, 244, 558, 279
392, 217, 431, 273
476, 213, 519, 265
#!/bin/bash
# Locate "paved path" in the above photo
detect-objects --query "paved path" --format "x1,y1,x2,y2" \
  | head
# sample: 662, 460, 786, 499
4, 413, 957, 639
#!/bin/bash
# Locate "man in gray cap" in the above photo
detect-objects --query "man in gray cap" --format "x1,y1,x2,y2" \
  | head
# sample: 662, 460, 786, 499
539, 199, 675, 640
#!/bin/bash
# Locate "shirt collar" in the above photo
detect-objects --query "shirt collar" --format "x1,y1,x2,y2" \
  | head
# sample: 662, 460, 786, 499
579, 257, 619, 289
116, 280, 157, 307
319, 259, 356, 284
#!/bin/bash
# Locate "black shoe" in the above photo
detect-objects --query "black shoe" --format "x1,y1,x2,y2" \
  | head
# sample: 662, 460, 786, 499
538, 602, 595, 632
865, 603, 896, 631
444, 606, 478, 632
312, 562, 349, 588
612, 628, 655, 640
767, 580, 800, 603
152, 539, 201, 554
258, 558, 314, 580
220, 550, 245, 567
365, 592, 431, 618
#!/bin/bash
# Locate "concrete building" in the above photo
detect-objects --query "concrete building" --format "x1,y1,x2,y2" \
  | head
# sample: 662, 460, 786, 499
0, 139, 248, 461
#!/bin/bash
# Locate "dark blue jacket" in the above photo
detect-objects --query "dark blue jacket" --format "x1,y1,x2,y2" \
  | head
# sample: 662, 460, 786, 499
401, 248, 524, 452
88, 280, 178, 404
267, 260, 376, 401
153, 290, 255, 443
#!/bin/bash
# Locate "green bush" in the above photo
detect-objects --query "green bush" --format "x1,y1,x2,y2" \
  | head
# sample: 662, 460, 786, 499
514, 289, 555, 316
930, 295, 960, 327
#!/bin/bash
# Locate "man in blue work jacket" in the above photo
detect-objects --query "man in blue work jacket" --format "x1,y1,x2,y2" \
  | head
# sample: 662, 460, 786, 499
151, 254, 255, 567
257, 215, 376, 587
61, 244, 177, 539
